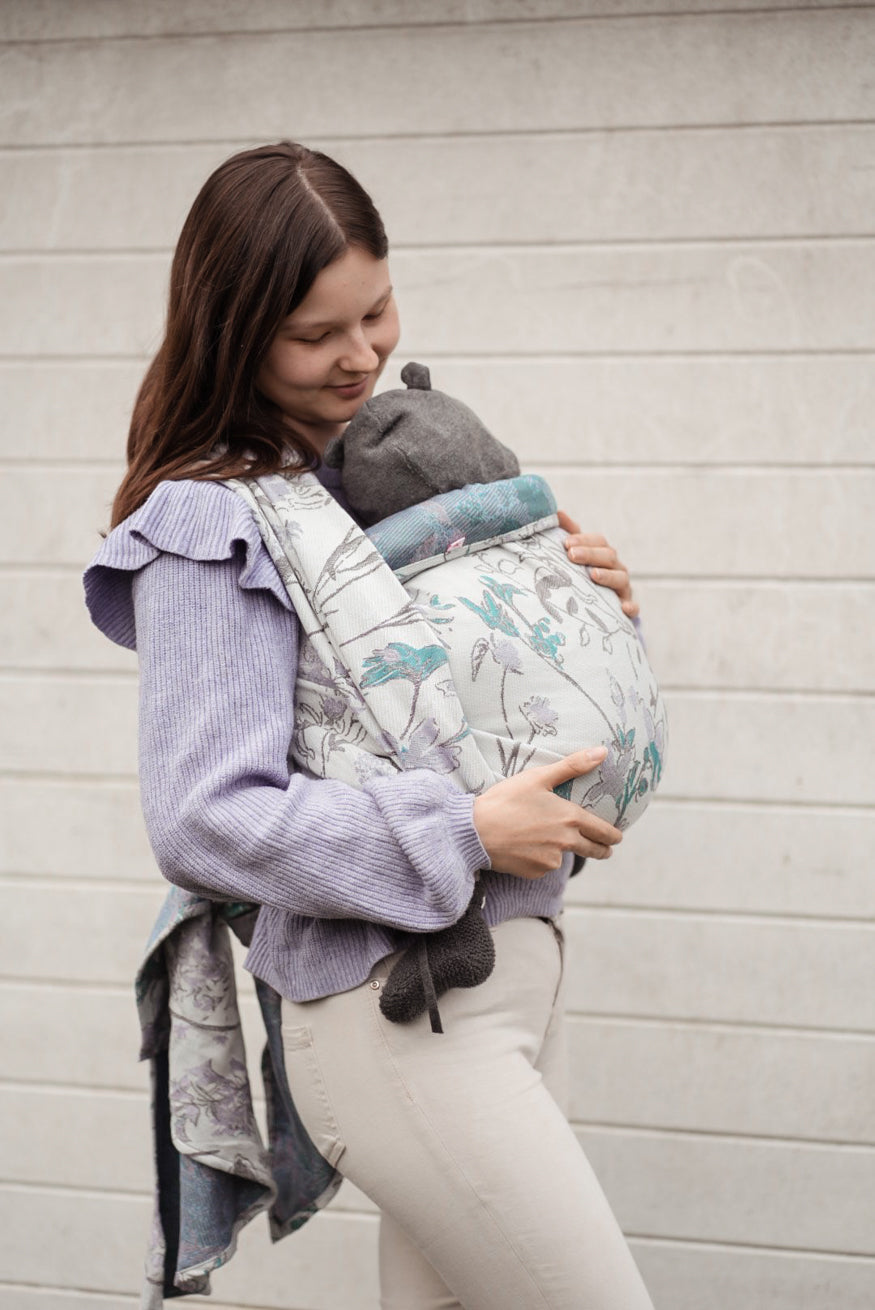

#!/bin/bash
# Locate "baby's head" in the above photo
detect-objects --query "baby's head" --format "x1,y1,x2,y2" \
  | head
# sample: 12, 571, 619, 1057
323, 362, 520, 525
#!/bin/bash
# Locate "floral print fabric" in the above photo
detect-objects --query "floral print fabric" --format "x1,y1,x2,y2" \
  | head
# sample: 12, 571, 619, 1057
137, 887, 341, 1307
228, 472, 666, 830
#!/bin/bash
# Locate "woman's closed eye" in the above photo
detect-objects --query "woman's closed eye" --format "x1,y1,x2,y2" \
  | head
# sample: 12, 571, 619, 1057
293, 330, 331, 345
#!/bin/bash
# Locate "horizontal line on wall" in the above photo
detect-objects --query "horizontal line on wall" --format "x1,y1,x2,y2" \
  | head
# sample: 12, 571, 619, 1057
7, 234, 875, 260
562, 903, 875, 929
0, 975, 146, 993
0, 668, 138, 683
606, 794, 875, 814
0, 459, 124, 471
568, 902, 875, 927
627, 1232, 875, 1262
0, 772, 138, 789
6, 232, 875, 258
537, 462, 875, 473
566, 1012, 875, 1040
0, 1180, 150, 1202
658, 685, 875, 699
0, 977, 133, 997
0, 875, 161, 894
640, 577, 875, 590
0, 563, 95, 576
0, 1291, 138, 1310
568, 1008, 875, 1038
649, 794, 875, 812
0, 1285, 294, 1310
573, 1118, 875, 1153
650, 686, 875, 704
0, 669, 137, 686
2, 5, 873, 46
633, 570, 875, 583
0, 875, 159, 896
0, 1079, 146, 1102
8, 117, 875, 153
8, 113, 875, 152
0, 769, 138, 785
0, 1284, 297, 1310
0, 354, 149, 363
536, 462, 875, 475
4, 117, 875, 157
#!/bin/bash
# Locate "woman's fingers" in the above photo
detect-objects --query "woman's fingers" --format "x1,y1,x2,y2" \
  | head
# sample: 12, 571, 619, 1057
560, 526, 639, 616
472, 748, 623, 878
536, 746, 607, 789
588, 566, 631, 592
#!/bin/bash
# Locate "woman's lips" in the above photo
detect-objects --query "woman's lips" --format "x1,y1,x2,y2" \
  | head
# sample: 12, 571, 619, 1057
330, 377, 370, 399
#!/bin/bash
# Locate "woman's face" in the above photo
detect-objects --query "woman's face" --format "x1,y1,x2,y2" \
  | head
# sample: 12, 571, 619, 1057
257, 245, 400, 453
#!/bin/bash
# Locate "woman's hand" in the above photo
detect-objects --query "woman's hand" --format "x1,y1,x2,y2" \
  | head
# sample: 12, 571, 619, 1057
473, 748, 622, 879
557, 510, 640, 620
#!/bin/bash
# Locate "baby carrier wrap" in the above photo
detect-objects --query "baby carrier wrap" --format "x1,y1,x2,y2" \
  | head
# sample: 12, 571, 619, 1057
228, 469, 665, 829
228, 469, 666, 1027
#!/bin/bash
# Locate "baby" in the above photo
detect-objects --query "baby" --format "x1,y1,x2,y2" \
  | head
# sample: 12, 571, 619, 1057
307, 363, 667, 1030
323, 362, 667, 835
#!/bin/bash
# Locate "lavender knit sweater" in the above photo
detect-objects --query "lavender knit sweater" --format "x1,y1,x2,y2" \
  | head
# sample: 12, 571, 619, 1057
83, 465, 570, 1001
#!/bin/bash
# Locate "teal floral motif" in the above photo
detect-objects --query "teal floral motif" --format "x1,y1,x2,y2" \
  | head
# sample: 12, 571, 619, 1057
580, 681, 666, 828
361, 642, 451, 736
480, 575, 526, 607
361, 642, 448, 689
458, 590, 520, 637
418, 594, 455, 625
526, 618, 566, 665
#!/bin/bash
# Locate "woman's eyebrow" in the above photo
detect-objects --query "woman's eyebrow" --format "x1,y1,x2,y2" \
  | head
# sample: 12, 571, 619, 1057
287, 286, 393, 330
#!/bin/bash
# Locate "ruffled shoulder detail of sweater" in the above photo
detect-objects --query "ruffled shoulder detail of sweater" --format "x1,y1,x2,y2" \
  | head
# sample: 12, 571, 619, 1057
83, 479, 292, 649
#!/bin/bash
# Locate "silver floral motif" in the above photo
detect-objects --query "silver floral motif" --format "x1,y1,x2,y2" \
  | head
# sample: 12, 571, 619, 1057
521, 695, 559, 737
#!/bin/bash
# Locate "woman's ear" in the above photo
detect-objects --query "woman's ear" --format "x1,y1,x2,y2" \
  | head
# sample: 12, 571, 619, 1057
323, 435, 345, 467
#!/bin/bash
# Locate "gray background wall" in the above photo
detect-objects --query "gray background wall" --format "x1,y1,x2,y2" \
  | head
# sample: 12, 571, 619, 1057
1, 2, 874, 1307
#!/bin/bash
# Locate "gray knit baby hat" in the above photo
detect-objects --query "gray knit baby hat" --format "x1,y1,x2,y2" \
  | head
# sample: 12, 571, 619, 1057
323, 362, 520, 524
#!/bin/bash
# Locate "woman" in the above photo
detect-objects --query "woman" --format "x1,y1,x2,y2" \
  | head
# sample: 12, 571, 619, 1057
85, 143, 655, 1310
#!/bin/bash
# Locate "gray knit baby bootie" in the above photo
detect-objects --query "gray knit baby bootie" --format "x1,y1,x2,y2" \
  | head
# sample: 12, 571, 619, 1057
379, 889, 495, 1034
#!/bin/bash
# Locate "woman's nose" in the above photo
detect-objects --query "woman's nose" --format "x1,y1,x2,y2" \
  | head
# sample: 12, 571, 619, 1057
339, 328, 379, 373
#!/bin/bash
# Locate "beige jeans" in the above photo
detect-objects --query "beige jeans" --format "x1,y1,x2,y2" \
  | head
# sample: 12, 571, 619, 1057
281, 915, 655, 1310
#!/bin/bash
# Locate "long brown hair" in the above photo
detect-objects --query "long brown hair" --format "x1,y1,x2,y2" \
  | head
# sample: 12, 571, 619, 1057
110, 142, 388, 528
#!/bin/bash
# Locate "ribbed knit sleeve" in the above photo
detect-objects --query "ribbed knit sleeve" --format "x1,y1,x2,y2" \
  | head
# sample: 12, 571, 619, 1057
86, 480, 486, 930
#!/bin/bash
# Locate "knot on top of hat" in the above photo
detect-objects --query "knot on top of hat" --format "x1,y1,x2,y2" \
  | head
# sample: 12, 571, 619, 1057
400, 361, 431, 391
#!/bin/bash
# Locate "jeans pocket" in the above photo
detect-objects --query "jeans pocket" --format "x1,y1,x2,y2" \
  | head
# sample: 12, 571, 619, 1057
280, 1020, 346, 1168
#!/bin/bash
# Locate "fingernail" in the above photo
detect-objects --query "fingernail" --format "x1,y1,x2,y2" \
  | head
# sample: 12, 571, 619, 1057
570, 549, 584, 562
585, 746, 607, 761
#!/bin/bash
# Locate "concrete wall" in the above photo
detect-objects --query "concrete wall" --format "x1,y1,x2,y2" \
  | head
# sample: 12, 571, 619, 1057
1, 2, 873, 1307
